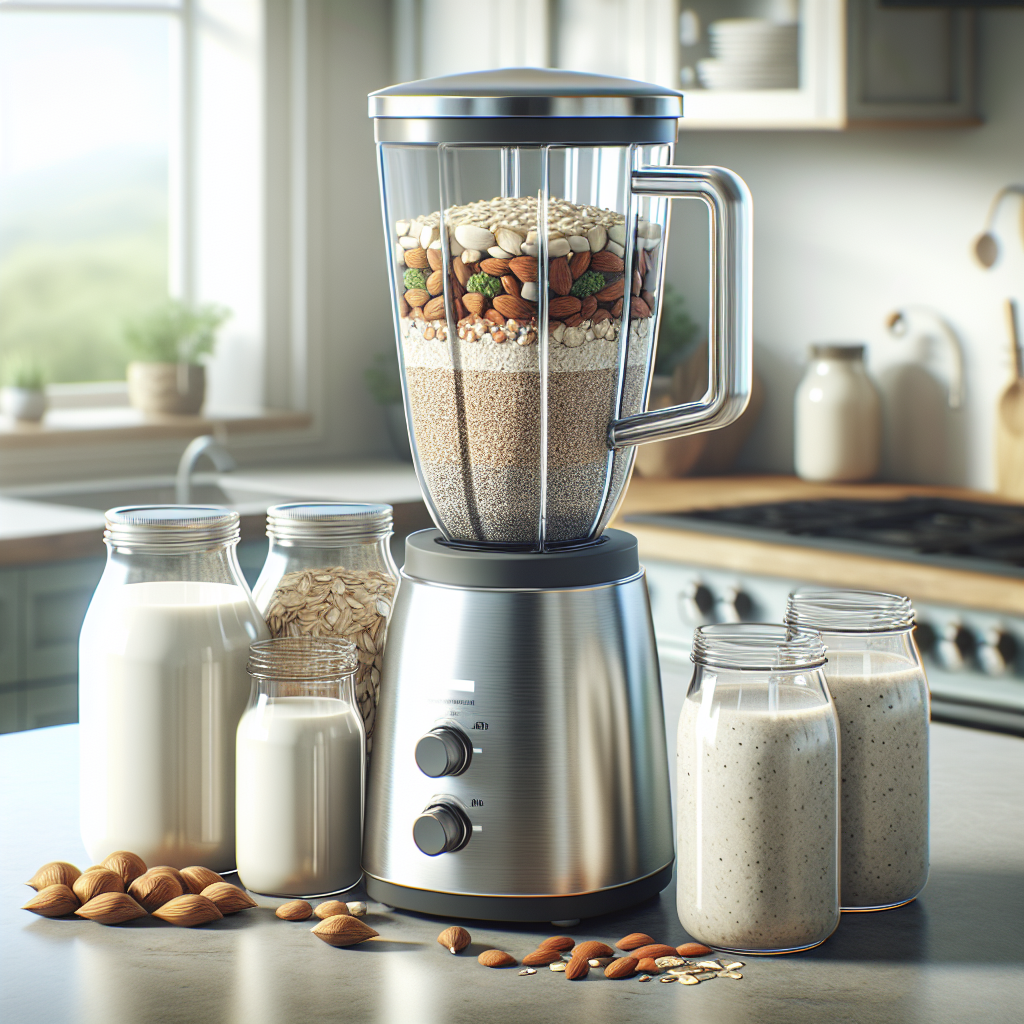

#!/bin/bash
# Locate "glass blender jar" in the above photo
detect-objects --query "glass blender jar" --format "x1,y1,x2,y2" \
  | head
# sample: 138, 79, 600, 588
363, 68, 753, 922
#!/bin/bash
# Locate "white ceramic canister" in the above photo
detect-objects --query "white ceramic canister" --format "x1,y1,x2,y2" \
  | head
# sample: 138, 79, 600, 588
79, 506, 269, 870
236, 636, 364, 897
794, 343, 881, 481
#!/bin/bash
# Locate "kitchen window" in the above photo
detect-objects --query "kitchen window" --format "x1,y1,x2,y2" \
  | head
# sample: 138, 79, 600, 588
0, 1, 300, 453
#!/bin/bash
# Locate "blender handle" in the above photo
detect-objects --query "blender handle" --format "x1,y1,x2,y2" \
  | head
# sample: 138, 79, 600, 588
609, 165, 752, 449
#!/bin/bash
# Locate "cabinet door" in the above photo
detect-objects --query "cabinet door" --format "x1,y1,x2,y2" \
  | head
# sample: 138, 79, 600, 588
23, 559, 104, 681
0, 566, 24, 686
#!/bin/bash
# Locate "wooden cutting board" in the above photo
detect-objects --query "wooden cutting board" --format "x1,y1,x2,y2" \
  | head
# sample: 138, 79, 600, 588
995, 300, 1024, 498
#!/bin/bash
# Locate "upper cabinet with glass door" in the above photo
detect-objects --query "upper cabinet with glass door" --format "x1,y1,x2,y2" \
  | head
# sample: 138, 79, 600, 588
394, 0, 979, 130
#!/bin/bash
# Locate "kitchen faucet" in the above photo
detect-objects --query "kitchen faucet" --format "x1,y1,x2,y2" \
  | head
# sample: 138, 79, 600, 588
176, 435, 237, 504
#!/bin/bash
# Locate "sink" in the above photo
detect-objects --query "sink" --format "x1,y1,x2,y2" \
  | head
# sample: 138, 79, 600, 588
15, 478, 289, 516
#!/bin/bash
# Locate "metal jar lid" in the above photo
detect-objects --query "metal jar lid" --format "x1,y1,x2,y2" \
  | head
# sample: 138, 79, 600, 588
105, 506, 240, 550
810, 343, 866, 361
266, 503, 393, 544
369, 68, 683, 145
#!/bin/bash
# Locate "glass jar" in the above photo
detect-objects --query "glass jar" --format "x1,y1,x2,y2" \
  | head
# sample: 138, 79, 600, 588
251, 504, 398, 752
785, 589, 930, 911
677, 624, 840, 954
79, 506, 269, 870
794, 343, 881, 482
236, 636, 364, 897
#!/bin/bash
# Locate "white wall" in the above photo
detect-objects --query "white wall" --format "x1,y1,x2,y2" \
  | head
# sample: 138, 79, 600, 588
666, 10, 1024, 489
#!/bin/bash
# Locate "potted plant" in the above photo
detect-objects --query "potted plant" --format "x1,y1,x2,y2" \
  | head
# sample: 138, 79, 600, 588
124, 299, 230, 415
364, 349, 412, 461
0, 357, 47, 423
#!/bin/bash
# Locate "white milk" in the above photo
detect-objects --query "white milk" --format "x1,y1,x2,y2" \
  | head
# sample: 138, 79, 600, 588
79, 580, 266, 870
236, 696, 364, 896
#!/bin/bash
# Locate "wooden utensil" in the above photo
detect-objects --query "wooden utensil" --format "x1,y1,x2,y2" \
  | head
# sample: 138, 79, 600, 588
995, 299, 1024, 498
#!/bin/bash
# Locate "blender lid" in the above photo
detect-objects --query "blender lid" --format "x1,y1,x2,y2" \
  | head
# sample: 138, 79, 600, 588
369, 67, 682, 145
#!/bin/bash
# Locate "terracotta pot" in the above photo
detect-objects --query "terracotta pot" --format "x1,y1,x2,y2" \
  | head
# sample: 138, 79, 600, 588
127, 362, 205, 415
0, 386, 47, 423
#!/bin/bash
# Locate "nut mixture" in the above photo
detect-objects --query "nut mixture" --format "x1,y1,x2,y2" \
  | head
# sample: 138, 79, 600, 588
395, 195, 660, 546
262, 567, 394, 749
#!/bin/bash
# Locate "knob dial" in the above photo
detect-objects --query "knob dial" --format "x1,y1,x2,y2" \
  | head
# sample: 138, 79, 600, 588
719, 586, 755, 623
936, 622, 975, 672
415, 726, 472, 778
413, 802, 471, 856
977, 629, 1017, 676
679, 581, 715, 624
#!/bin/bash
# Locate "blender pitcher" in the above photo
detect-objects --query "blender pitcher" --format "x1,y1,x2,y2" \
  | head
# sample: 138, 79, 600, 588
371, 68, 751, 549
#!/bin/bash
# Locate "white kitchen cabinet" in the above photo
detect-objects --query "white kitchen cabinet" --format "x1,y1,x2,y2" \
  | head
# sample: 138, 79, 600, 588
394, 0, 979, 130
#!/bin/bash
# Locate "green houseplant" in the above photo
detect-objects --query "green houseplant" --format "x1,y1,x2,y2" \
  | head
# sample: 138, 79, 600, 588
124, 299, 230, 415
0, 357, 48, 423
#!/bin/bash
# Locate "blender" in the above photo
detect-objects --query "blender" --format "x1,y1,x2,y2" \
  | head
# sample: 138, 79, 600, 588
363, 68, 751, 921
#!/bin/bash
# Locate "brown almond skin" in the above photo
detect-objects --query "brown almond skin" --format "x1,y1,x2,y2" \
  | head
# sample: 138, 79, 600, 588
146, 866, 189, 892
438, 925, 472, 954
605, 956, 639, 979
637, 958, 660, 974
311, 915, 379, 947
276, 900, 313, 921
616, 932, 656, 951
72, 868, 123, 904
564, 956, 590, 980
128, 871, 182, 913
314, 900, 351, 920
630, 944, 679, 960
152, 894, 223, 928
180, 866, 222, 895
522, 948, 565, 967
677, 942, 713, 957
26, 861, 81, 891
478, 950, 517, 968
201, 882, 257, 914
101, 851, 147, 887
537, 935, 575, 952
75, 892, 148, 925
570, 940, 614, 960
22, 884, 79, 918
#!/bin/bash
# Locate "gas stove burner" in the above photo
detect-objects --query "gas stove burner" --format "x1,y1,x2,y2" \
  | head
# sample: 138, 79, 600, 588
626, 496, 1024, 578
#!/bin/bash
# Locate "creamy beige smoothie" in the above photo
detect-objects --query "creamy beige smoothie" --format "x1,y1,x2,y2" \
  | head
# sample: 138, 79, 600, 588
824, 653, 929, 908
677, 682, 840, 952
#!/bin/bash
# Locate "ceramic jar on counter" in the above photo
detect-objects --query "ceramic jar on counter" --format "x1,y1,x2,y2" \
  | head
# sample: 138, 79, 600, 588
251, 503, 398, 752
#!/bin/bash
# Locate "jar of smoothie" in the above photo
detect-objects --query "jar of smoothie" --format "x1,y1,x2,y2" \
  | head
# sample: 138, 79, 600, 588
785, 589, 930, 911
252, 503, 398, 752
677, 624, 840, 954
79, 506, 270, 870
236, 636, 364, 897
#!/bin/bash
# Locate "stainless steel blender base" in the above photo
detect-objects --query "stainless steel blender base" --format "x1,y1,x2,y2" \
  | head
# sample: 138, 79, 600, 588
365, 864, 673, 923
363, 530, 675, 921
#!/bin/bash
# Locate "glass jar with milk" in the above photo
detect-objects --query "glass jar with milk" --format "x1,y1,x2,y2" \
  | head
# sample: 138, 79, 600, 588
236, 636, 364, 897
677, 624, 840, 954
252, 503, 398, 753
79, 506, 270, 871
785, 589, 930, 911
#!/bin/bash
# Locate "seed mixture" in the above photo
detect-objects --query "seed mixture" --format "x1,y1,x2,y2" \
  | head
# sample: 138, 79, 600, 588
263, 567, 395, 749
393, 195, 661, 546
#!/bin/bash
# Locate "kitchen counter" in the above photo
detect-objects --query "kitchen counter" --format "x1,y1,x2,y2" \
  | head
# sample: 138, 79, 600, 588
616, 475, 1024, 614
2, 683, 1020, 1024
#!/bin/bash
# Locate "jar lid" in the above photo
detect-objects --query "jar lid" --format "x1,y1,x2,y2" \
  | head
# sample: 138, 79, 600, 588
785, 589, 915, 634
691, 623, 827, 671
266, 503, 393, 543
810, 342, 865, 360
247, 636, 358, 680
369, 68, 682, 145
105, 506, 240, 549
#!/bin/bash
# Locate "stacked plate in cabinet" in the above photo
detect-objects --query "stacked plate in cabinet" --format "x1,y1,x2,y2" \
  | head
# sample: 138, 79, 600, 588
697, 19, 799, 91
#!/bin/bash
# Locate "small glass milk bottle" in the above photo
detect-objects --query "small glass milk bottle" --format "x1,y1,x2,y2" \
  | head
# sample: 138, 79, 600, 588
677, 624, 840, 954
785, 589, 930, 911
80, 506, 269, 870
252, 504, 398, 753
236, 636, 364, 897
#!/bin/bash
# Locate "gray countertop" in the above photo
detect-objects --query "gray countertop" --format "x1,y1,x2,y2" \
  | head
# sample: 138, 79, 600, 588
2, 698, 1022, 1024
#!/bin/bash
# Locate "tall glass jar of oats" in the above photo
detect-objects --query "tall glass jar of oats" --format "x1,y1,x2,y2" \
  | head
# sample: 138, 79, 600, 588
251, 504, 398, 752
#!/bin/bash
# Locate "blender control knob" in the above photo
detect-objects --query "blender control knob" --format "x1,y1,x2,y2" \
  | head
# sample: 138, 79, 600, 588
415, 727, 472, 777
413, 802, 471, 856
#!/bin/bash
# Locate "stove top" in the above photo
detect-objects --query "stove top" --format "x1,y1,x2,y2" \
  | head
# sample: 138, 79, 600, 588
626, 496, 1024, 579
